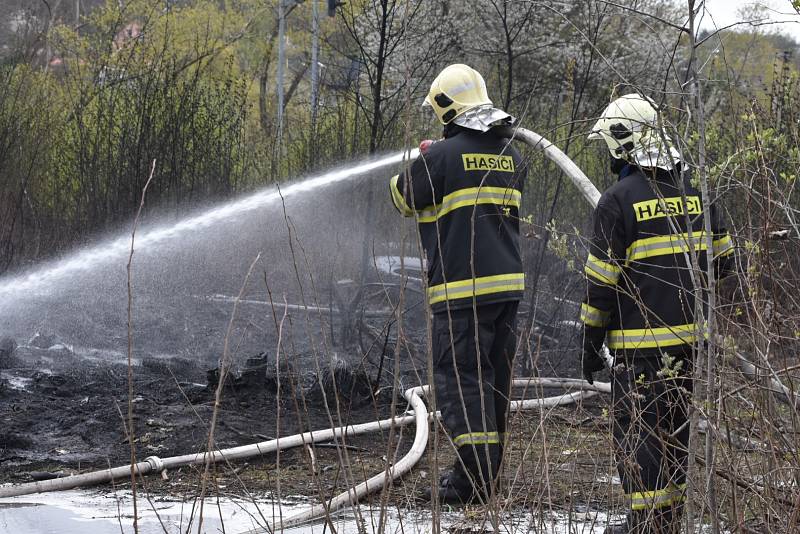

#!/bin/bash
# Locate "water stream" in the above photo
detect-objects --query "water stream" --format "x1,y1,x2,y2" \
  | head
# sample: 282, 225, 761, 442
0, 150, 417, 301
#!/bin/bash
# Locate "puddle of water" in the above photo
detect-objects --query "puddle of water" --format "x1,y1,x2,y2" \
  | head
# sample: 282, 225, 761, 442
0, 371, 32, 391
0, 489, 626, 534
0, 490, 304, 533
373, 254, 424, 283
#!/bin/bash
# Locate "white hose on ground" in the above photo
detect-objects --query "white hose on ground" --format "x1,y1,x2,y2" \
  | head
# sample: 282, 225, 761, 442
0, 379, 608, 497
243, 385, 430, 533
253, 378, 612, 532
0, 409, 420, 499
0, 379, 611, 534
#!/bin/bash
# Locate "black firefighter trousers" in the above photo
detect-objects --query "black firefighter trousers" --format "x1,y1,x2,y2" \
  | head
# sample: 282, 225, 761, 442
612, 354, 692, 533
432, 301, 518, 498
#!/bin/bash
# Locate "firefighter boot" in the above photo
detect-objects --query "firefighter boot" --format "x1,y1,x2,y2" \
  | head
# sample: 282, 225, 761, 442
420, 469, 475, 505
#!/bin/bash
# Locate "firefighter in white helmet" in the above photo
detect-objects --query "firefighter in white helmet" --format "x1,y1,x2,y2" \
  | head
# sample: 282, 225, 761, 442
580, 93, 735, 533
389, 64, 526, 504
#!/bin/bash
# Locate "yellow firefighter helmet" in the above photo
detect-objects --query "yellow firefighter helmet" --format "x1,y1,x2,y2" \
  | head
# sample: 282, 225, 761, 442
424, 64, 493, 125
588, 93, 681, 169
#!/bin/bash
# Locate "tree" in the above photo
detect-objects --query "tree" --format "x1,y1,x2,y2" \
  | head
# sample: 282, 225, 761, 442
336, 0, 450, 154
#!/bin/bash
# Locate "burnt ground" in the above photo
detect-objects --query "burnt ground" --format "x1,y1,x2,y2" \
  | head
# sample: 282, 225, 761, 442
0, 270, 616, 512
0, 344, 617, 512
0, 340, 398, 476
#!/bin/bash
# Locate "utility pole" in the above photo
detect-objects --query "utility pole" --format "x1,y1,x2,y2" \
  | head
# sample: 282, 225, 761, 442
276, 0, 287, 147
309, 0, 320, 166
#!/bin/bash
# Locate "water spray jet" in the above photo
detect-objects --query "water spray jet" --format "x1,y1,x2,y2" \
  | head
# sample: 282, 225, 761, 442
0, 150, 418, 301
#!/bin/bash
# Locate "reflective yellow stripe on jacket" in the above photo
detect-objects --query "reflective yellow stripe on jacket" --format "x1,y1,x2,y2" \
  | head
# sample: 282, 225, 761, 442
713, 233, 734, 258
585, 254, 621, 285
626, 231, 708, 263
628, 483, 687, 511
580, 303, 610, 327
453, 431, 500, 447
418, 186, 521, 223
607, 323, 701, 350
389, 175, 415, 216
428, 273, 525, 305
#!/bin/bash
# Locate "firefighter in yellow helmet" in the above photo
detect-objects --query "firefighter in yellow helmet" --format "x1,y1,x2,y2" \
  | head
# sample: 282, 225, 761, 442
389, 64, 526, 504
580, 94, 735, 533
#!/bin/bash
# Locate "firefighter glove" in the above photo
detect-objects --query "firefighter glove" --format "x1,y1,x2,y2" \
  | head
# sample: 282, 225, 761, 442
582, 325, 606, 384
582, 348, 606, 385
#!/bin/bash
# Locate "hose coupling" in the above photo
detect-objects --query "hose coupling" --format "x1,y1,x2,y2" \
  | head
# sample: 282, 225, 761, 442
144, 456, 165, 473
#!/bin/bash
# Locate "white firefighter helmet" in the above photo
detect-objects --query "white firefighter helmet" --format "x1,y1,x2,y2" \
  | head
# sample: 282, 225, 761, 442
588, 93, 681, 169
424, 64, 493, 125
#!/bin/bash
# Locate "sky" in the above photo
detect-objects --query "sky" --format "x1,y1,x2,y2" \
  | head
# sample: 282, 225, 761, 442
701, 0, 800, 42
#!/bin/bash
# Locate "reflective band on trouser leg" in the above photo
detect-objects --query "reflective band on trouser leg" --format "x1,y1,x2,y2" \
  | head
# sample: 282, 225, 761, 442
584, 254, 621, 285
626, 231, 708, 262
417, 186, 521, 223
713, 234, 734, 258
427, 273, 525, 305
453, 431, 500, 447
580, 303, 610, 327
607, 323, 698, 350
628, 483, 687, 510
389, 174, 416, 216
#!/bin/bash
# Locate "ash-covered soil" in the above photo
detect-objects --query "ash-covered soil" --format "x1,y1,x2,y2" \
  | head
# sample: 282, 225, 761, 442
0, 335, 614, 509
0, 339, 400, 477
0, 270, 595, 507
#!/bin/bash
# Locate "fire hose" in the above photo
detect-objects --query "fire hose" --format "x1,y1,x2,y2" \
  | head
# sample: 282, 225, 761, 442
244, 378, 611, 532
0, 378, 610, 531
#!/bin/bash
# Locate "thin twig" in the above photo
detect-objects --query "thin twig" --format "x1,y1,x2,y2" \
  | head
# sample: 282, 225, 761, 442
126, 158, 156, 534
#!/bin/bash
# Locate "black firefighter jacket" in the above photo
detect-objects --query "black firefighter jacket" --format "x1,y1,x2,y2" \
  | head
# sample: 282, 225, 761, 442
389, 127, 527, 314
580, 166, 735, 356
